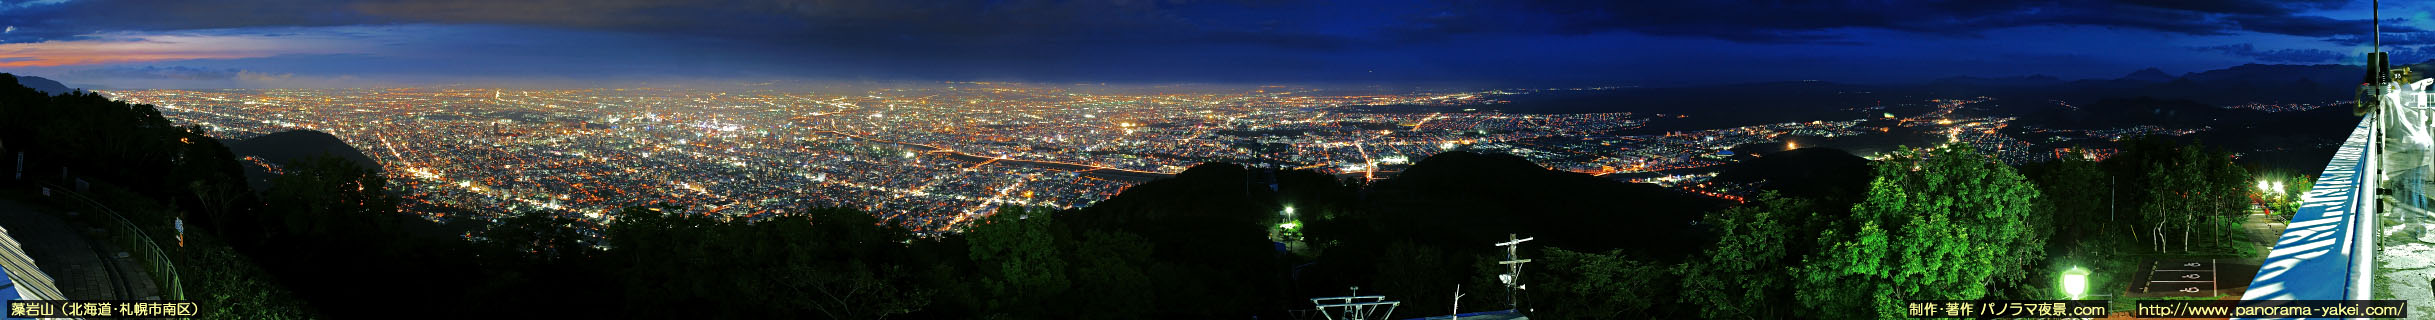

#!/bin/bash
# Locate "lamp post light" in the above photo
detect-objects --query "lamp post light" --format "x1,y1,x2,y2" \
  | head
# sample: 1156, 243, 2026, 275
2061, 266, 2092, 320
2061, 266, 2090, 300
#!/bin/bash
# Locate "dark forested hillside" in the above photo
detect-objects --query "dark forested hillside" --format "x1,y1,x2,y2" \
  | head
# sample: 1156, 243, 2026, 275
1711, 148, 1873, 201
1356, 151, 1729, 258
228, 129, 381, 192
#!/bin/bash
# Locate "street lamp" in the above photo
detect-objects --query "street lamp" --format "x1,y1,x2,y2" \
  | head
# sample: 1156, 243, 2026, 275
2061, 267, 2090, 300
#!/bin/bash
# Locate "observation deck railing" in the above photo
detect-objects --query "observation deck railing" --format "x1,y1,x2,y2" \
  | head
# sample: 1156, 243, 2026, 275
2240, 114, 2377, 304
39, 181, 182, 301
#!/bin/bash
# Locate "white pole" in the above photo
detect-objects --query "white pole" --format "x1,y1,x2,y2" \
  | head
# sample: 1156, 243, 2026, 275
1452, 284, 1463, 320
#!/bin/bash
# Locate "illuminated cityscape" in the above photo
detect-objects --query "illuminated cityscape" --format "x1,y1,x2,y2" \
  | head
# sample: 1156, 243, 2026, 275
3, 0, 2426, 318
103, 85, 1582, 233
94, 86, 2316, 233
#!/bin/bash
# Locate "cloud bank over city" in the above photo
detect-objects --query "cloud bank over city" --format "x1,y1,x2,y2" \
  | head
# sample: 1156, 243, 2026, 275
1, 0, 2431, 88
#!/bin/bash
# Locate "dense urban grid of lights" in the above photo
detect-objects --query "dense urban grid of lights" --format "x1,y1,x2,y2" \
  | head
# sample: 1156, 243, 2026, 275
100, 86, 2276, 234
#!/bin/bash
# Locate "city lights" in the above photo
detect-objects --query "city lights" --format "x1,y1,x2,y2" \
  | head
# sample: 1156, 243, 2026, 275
112, 90, 2101, 233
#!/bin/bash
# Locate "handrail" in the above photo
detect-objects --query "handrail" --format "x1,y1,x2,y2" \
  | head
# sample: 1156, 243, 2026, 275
37, 181, 182, 300
2239, 115, 2374, 305
2355, 111, 2378, 301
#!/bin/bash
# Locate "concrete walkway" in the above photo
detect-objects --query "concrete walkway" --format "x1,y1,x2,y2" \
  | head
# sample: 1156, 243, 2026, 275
2243, 208, 2281, 256
2375, 140, 2435, 320
0, 195, 160, 300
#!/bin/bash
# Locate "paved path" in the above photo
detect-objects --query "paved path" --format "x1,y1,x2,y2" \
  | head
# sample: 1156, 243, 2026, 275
2243, 208, 2281, 255
0, 195, 159, 300
2375, 198, 2435, 320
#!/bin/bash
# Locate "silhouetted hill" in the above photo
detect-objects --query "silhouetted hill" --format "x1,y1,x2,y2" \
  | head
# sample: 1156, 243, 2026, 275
1069, 162, 1280, 258
1458, 81, 1889, 132
2081, 64, 2354, 104
2180, 105, 2363, 177
5, 75, 71, 96
1059, 162, 1319, 315
1384, 62, 2372, 140
1712, 148, 1873, 201
1361, 151, 1731, 260
1913, 64, 2359, 106
1929, 74, 2065, 87
2121, 68, 2175, 82
2017, 97, 2228, 129
228, 130, 380, 192
1062, 153, 1743, 317
2177, 63, 2351, 85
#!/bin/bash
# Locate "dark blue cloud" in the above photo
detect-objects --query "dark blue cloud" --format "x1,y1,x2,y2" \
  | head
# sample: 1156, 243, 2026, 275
2231, 15, 2423, 37
1371, 0, 2399, 45
2116, 0, 2348, 15
0, 0, 2416, 86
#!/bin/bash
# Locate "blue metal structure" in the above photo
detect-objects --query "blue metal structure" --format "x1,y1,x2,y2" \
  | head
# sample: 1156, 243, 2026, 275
0, 225, 68, 319
2240, 116, 2377, 305
1404, 309, 1525, 320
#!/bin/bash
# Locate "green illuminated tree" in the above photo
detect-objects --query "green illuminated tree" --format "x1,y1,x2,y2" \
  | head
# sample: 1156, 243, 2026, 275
1797, 145, 2044, 318
1796, 218, 1898, 318
1677, 192, 1809, 319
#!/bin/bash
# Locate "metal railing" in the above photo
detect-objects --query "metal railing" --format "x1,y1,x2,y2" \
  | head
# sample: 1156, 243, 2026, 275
41, 181, 182, 300
2240, 115, 2375, 302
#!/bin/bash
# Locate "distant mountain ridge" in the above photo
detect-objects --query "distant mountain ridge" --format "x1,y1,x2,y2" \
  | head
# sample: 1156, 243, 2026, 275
2121, 68, 2175, 82
5, 75, 72, 96
1903, 61, 2432, 105
1446, 61, 2405, 133
1929, 74, 2065, 87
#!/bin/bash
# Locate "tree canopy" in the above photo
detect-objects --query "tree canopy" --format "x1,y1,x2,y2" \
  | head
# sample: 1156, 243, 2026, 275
1798, 145, 2046, 318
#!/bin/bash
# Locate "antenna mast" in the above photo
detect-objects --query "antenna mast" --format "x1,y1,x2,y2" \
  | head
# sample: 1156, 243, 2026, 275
2359, 0, 2395, 116
1495, 234, 1534, 312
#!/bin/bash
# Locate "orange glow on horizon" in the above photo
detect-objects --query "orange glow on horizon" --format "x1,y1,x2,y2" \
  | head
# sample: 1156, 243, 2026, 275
0, 33, 355, 67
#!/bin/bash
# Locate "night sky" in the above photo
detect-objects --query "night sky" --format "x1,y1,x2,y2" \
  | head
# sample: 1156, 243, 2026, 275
1, 0, 2431, 89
